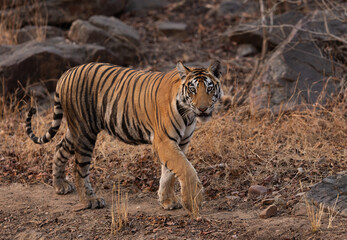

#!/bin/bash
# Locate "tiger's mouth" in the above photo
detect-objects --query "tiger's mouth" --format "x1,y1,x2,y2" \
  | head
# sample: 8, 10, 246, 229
197, 112, 212, 118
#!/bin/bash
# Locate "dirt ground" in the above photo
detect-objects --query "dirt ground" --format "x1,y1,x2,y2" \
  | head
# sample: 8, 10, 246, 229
0, 183, 346, 240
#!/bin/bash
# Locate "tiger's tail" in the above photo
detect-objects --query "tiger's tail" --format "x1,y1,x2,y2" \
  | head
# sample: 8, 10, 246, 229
26, 92, 63, 144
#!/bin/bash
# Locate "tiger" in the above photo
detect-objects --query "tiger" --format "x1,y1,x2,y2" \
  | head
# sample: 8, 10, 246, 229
26, 61, 222, 212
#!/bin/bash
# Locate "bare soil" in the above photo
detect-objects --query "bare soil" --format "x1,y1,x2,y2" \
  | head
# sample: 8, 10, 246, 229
0, 182, 346, 240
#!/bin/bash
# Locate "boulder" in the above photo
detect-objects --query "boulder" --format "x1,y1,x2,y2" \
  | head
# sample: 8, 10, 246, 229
89, 15, 140, 45
218, 0, 258, 18
224, 11, 346, 114
16, 25, 64, 44
224, 11, 347, 48
0, 37, 83, 93
68, 17, 139, 65
125, 0, 169, 14
236, 44, 258, 57
305, 174, 347, 217
0, 0, 128, 25
0, 37, 126, 93
157, 21, 188, 38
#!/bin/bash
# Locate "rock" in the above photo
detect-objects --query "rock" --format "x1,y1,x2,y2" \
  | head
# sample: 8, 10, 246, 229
125, 0, 169, 14
218, 0, 258, 18
89, 15, 140, 45
0, 37, 83, 93
305, 174, 347, 216
0, 0, 127, 26
292, 202, 307, 216
83, 44, 120, 64
224, 11, 346, 114
262, 198, 275, 206
0, 37, 124, 93
249, 39, 344, 115
260, 205, 277, 219
68, 17, 139, 65
224, 10, 347, 48
15, 230, 44, 240
236, 44, 258, 57
341, 209, 347, 218
248, 185, 269, 197
16, 25, 64, 44
157, 21, 188, 38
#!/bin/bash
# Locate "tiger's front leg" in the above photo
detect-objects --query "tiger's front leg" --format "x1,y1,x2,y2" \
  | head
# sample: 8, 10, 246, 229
155, 139, 203, 213
158, 165, 182, 210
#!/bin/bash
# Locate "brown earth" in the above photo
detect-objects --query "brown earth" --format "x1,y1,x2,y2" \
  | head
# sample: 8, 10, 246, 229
1, 183, 346, 240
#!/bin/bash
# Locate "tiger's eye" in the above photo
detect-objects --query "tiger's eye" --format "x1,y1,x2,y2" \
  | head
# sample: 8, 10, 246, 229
207, 86, 214, 92
189, 86, 196, 93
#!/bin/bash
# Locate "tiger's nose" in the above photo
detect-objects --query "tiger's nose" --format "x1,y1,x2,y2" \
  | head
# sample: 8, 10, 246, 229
198, 107, 208, 112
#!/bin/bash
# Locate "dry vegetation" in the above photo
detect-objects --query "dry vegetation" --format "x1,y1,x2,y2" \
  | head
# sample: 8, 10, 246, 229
1, 0, 347, 239
0, 85, 346, 238
0, 0, 47, 45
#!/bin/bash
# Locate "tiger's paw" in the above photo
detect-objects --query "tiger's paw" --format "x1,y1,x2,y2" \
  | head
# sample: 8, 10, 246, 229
54, 179, 75, 195
84, 197, 106, 209
159, 197, 182, 210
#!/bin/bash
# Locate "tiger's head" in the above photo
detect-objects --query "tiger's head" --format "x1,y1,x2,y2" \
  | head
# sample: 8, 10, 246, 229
176, 61, 223, 123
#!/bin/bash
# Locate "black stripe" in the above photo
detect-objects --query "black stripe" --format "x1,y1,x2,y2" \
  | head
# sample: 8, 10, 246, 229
75, 159, 91, 168
48, 128, 57, 136
163, 127, 177, 143
179, 142, 189, 147
53, 113, 63, 120
170, 118, 182, 139
77, 170, 89, 179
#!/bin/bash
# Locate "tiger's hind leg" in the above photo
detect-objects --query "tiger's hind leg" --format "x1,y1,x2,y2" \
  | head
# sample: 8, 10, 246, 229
73, 135, 105, 209
53, 129, 75, 194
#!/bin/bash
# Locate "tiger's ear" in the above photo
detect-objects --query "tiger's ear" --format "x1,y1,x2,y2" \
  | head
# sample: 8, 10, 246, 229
176, 61, 190, 80
208, 60, 221, 79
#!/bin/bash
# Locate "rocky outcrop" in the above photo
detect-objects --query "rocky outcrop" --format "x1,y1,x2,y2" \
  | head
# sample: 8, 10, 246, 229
125, 0, 169, 14
1, 14, 141, 93
306, 174, 347, 217
157, 21, 188, 38
224, 11, 346, 114
0, 36, 134, 93
68, 16, 139, 66
16, 25, 64, 44
0, 0, 128, 26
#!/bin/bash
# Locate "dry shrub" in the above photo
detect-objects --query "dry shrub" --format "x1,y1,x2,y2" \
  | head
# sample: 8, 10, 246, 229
189, 94, 346, 198
0, 0, 47, 45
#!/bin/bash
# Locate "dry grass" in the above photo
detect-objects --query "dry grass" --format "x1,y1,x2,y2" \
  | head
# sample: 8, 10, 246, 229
0, 0, 47, 45
1, 89, 346, 188
305, 200, 324, 233
0, 84, 346, 238
327, 194, 339, 229
111, 182, 129, 234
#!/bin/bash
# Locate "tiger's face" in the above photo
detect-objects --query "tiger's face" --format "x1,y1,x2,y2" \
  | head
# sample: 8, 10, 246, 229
177, 61, 223, 122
